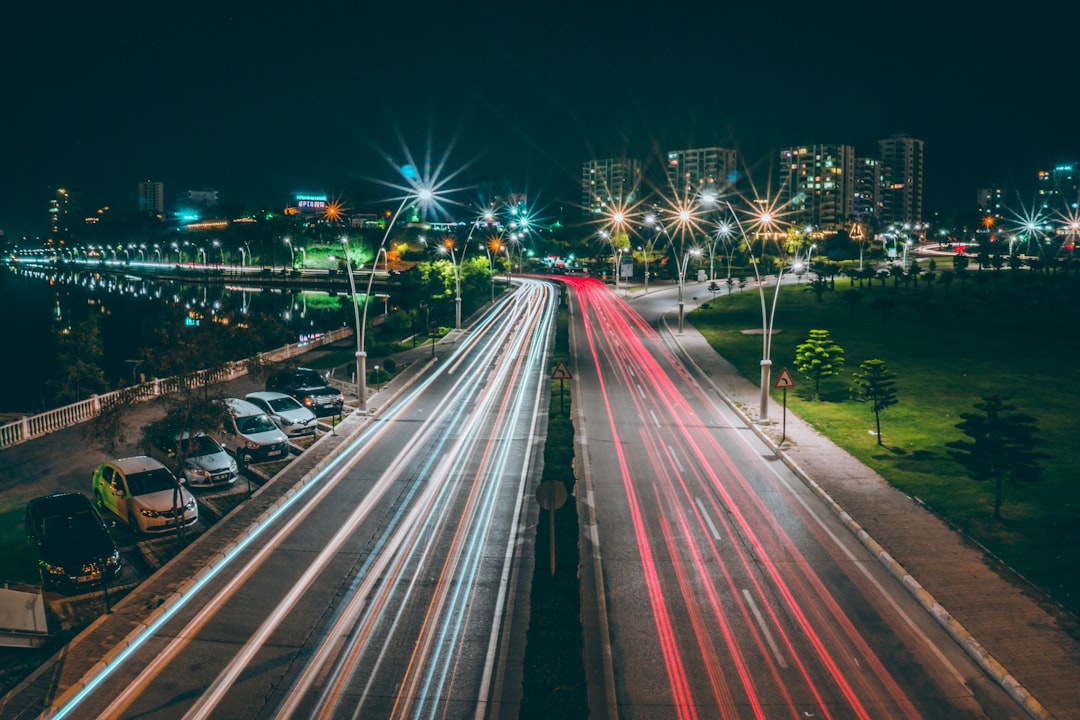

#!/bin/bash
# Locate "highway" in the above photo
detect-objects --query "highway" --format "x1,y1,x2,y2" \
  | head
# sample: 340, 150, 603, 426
568, 277, 1023, 719
47, 278, 558, 720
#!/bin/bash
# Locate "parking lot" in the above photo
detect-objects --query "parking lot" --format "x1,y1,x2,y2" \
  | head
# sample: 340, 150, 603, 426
0, 337, 373, 697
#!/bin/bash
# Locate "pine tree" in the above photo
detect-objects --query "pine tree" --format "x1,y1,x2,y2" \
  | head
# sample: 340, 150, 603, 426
849, 359, 898, 445
793, 329, 845, 400
946, 395, 1045, 520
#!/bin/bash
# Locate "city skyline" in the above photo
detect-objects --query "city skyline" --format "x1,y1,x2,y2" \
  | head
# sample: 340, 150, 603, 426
4, 1, 1078, 238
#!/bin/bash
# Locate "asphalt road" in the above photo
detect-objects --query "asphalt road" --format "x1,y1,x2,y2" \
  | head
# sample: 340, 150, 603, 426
568, 276, 1024, 719
12, 279, 556, 720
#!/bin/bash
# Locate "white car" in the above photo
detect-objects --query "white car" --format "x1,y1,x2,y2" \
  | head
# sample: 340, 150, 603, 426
245, 391, 317, 437
91, 456, 198, 535
220, 398, 290, 464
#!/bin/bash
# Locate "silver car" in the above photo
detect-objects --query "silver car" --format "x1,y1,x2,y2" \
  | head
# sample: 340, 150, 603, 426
153, 432, 239, 488
245, 391, 318, 438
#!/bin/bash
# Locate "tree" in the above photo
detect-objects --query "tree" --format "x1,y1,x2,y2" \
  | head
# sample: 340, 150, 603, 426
794, 329, 845, 400
946, 395, 1045, 521
48, 317, 108, 405
849, 359, 898, 446
805, 275, 831, 301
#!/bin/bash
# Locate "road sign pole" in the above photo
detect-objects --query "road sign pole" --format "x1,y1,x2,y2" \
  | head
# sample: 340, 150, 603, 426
781, 387, 787, 443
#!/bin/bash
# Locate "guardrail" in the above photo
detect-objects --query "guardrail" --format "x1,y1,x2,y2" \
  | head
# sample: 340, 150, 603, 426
0, 327, 353, 451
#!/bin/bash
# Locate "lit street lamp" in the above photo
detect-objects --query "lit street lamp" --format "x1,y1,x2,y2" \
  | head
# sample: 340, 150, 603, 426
725, 200, 788, 421
354, 186, 437, 414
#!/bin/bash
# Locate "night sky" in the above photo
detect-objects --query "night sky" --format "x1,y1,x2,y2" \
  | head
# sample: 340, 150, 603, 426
4, 1, 1078, 237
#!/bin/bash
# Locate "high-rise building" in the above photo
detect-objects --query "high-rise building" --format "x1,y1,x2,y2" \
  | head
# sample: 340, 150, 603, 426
138, 180, 165, 216
582, 157, 641, 219
877, 134, 924, 227
852, 157, 881, 227
977, 185, 1010, 218
1037, 163, 1078, 211
663, 147, 738, 199
777, 144, 855, 231
48, 188, 81, 246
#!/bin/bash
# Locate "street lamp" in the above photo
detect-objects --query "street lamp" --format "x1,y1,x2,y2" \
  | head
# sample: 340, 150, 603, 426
438, 238, 462, 329
724, 200, 788, 421
486, 239, 504, 303
354, 186, 437, 414
340, 235, 365, 402
284, 237, 296, 269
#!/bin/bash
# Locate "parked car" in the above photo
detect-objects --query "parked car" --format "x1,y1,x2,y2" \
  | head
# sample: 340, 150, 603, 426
245, 391, 317, 437
219, 397, 291, 463
91, 456, 198, 535
25, 492, 122, 593
266, 367, 345, 416
150, 431, 239, 488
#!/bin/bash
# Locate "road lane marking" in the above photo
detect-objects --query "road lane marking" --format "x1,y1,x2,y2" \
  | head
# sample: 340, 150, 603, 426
694, 496, 722, 541
742, 588, 788, 669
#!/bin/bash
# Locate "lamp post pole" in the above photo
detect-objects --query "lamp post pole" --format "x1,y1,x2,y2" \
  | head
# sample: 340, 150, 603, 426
676, 247, 701, 334
355, 190, 431, 414
439, 240, 462, 329
340, 236, 364, 406
727, 202, 785, 421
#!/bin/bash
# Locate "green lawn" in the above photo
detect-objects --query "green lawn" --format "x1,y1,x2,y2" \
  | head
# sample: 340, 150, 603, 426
691, 271, 1080, 615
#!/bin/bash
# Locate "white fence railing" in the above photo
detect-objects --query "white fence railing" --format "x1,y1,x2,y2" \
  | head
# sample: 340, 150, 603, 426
0, 327, 353, 451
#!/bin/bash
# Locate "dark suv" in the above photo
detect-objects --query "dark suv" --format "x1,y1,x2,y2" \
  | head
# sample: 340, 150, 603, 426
25, 492, 122, 593
266, 367, 345, 417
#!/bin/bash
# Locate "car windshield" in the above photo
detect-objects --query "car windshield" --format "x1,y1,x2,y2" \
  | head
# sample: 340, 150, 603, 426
268, 396, 302, 412
43, 510, 98, 539
126, 468, 178, 495
293, 370, 324, 387
239, 413, 277, 434
180, 435, 220, 457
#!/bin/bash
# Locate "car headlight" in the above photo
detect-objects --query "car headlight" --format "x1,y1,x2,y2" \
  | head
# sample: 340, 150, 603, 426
184, 498, 197, 512
141, 508, 161, 518
189, 466, 210, 477
302, 396, 315, 407
244, 440, 260, 450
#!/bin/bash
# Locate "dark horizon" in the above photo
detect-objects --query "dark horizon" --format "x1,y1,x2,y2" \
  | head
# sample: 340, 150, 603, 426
4, 1, 1078, 239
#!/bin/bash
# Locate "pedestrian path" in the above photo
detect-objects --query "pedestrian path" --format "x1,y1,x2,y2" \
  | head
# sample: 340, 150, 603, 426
647, 289, 1079, 720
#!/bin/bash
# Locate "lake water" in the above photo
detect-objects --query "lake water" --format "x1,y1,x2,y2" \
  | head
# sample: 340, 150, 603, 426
0, 263, 356, 414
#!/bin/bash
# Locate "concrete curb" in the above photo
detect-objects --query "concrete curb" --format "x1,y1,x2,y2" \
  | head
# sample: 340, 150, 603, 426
660, 316, 1054, 720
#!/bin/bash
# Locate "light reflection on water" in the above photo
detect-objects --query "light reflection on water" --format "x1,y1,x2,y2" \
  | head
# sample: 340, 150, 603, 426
0, 263, 355, 413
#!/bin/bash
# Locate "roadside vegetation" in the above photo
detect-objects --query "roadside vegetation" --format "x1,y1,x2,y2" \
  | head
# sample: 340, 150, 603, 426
691, 266, 1080, 616
520, 304, 588, 718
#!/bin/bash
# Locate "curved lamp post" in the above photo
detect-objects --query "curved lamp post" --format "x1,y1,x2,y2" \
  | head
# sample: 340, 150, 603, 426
726, 201, 787, 420
676, 246, 703, 332
438, 239, 462, 329
352, 188, 434, 414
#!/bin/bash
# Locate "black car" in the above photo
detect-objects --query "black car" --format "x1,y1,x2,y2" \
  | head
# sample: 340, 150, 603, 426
266, 367, 345, 417
25, 492, 122, 593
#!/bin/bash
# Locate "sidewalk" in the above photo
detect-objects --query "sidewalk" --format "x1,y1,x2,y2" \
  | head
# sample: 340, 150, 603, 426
640, 285, 1080, 720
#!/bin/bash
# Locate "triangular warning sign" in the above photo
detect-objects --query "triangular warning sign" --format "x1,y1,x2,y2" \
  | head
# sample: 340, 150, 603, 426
775, 367, 796, 388
551, 361, 573, 380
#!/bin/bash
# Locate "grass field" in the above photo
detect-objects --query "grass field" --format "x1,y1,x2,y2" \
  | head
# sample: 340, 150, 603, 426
691, 269, 1080, 616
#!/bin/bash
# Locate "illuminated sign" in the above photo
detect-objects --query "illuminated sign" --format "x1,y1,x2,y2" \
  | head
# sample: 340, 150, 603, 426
295, 193, 328, 210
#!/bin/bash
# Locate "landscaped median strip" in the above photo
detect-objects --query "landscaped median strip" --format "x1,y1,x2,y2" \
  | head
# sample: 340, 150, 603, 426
666, 322, 1053, 720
